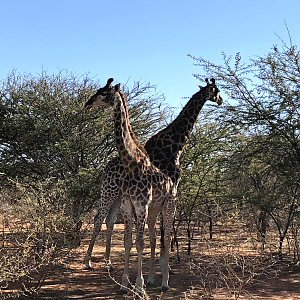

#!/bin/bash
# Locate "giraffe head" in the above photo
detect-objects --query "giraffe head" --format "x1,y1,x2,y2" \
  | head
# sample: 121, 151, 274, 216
84, 78, 120, 109
198, 78, 223, 105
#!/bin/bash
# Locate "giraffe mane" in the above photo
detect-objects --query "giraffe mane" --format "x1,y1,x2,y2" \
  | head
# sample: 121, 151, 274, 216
119, 90, 150, 158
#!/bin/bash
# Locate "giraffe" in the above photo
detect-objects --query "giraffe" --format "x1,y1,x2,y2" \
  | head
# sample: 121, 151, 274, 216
84, 78, 223, 286
84, 78, 223, 283
85, 79, 177, 294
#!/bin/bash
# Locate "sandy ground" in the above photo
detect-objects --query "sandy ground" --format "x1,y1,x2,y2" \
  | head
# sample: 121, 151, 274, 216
2, 224, 300, 300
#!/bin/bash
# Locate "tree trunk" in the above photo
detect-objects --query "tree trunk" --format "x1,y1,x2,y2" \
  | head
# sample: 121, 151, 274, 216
278, 235, 284, 260
257, 210, 268, 251
205, 203, 213, 239
209, 215, 213, 240
187, 223, 191, 256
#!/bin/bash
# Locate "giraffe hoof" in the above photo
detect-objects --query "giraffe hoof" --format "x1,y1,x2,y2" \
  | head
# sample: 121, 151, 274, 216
161, 286, 169, 293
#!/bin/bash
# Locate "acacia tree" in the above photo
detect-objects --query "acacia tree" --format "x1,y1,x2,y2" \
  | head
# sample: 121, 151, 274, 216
0, 71, 171, 295
226, 133, 300, 256
188, 35, 300, 257
177, 111, 237, 254
0, 70, 170, 240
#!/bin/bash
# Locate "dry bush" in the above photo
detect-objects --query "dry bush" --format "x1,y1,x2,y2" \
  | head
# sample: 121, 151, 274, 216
0, 179, 73, 298
182, 221, 279, 300
287, 215, 300, 262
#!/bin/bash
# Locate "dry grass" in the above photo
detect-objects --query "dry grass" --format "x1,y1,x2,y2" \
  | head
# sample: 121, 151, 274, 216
2, 221, 300, 300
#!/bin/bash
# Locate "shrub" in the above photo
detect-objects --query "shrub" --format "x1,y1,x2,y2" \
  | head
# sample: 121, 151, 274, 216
0, 179, 73, 298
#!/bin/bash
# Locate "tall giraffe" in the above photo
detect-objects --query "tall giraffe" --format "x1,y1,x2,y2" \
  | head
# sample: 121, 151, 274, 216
85, 79, 177, 294
84, 78, 223, 283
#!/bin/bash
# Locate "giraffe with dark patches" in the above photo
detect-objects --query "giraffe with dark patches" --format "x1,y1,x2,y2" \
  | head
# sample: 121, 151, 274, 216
84, 78, 223, 286
85, 79, 177, 294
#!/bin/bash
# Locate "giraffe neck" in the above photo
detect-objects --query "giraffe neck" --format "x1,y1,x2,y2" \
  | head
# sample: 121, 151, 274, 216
166, 90, 207, 140
113, 91, 150, 176
144, 90, 207, 182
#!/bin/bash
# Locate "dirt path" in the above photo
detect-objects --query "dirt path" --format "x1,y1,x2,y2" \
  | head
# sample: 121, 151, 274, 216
5, 225, 300, 299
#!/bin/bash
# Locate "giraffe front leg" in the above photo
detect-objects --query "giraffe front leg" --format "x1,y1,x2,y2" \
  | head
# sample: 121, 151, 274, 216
160, 200, 176, 292
105, 196, 121, 271
134, 207, 148, 296
119, 199, 133, 295
147, 214, 157, 286
147, 209, 160, 286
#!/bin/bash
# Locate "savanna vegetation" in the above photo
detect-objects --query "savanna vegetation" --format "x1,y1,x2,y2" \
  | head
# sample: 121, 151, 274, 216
1, 36, 300, 299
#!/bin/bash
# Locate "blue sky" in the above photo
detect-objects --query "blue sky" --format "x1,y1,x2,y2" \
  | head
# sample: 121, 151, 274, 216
0, 0, 299, 108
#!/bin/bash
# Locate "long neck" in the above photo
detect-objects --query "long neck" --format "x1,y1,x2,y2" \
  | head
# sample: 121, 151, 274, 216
143, 90, 207, 182
113, 91, 150, 175
146, 90, 207, 150
167, 90, 207, 139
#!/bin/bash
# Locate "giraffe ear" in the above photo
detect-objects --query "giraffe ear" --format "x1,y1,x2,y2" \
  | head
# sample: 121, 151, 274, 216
198, 84, 203, 90
114, 83, 121, 92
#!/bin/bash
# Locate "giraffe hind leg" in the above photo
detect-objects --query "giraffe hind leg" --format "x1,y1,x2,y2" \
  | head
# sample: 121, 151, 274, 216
84, 208, 108, 270
84, 193, 118, 269
85, 169, 121, 270
160, 213, 175, 275
134, 202, 149, 296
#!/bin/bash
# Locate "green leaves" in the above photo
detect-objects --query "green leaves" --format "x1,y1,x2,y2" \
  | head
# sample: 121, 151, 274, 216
0, 70, 170, 225
186, 35, 300, 254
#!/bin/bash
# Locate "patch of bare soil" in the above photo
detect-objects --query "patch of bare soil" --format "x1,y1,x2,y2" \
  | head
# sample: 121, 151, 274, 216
245, 265, 300, 300
3, 224, 300, 300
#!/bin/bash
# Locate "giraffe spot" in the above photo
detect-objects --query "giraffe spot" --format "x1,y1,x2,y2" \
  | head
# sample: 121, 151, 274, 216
180, 135, 186, 143
130, 178, 138, 186
137, 181, 145, 190
156, 140, 162, 148
129, 161, 138, 169
140, 197, 149, 207
171, 144, 179, 153
122, 157, 129, 166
